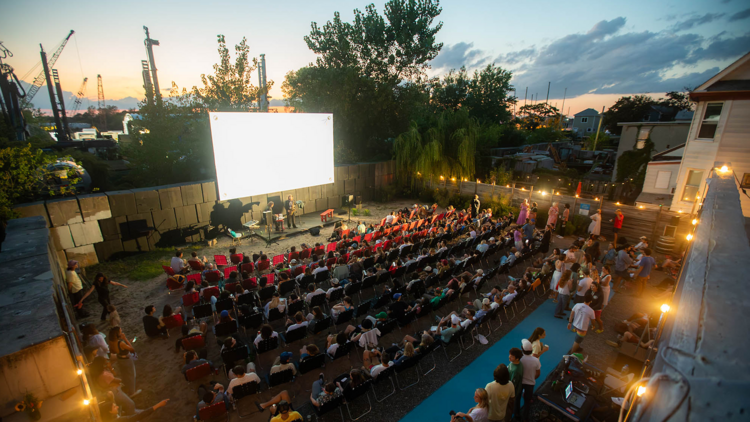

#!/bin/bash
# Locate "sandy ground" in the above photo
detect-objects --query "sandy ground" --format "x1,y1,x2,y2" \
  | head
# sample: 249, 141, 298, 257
76, 199, 671, 422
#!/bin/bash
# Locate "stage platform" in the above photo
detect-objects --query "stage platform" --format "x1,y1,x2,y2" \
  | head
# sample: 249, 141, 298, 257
242, 211, 347, 245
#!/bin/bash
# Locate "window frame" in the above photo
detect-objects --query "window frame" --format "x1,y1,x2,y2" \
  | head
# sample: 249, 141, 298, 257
696, 102, 723, 141
680, 169, 704, 203
580, 117, 589, 123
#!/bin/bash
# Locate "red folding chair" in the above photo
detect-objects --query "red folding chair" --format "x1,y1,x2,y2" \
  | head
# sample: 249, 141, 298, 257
257, 260, 271, 272
242, 277, 257, 290
409, 221, 417, 231
326, 242, 337, 253
342, 253, 350, 262
352, 249, 363, 257
272, 254, 285, 266
313, 247, 325, 257
325, 257, 336, 269
299, 248, 311, 260
188, 260, 204, 271
166, 276, 184, 293
288, 251, 299, 262
392, 216, 399, 225
224, 282, 239, 293
182, 292, 200, 307
230, 253, 244, 265
197, 401, 228, 421
293, 265, 306, 277
342, 229, 350, 238
163, 314, 184, 329
379, 217, 387, 227
214, 255, 229, 267
202, 286, 220, 301
401, 223, 408, 232
223, 265, 237, 279
181, 335, 206, 352
185, 361, 211, 381
162, 266, 176, 276
187, 273, 202, 284
364, 233, 373, 242
265, 273, 276, 285
352, 235, 361, 243
205, 271, 222, 284
240, 262, 255, 274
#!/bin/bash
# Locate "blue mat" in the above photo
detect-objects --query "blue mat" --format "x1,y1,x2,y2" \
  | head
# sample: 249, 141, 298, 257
400, 284, 615, 421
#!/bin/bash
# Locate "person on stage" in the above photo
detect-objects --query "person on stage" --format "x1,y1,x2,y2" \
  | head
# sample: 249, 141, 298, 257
285, 195, 297, 229
471, 195, 481, 219
266, 201, 281, 231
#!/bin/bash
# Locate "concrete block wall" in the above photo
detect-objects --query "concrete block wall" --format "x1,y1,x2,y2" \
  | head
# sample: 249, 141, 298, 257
13, 161, 396, 265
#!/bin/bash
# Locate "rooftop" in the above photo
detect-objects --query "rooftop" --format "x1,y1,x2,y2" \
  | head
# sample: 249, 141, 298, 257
574, 108, 600, 116
0, 217, 65, 357
617, 120, 692, 126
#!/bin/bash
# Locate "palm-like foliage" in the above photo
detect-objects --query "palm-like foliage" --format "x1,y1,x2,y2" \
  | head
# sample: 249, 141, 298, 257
394, 108, 477, 186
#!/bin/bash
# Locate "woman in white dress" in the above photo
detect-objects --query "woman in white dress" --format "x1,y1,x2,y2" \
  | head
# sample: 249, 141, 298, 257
549, 259, 563, 301
588, 208, 602, 236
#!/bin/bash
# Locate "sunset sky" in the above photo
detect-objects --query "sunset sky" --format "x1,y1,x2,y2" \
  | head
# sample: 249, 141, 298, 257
2, 0, 749, 116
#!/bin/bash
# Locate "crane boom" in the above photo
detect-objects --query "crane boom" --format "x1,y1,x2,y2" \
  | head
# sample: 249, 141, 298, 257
21, 30, 74, 108
72, 77, 88, 114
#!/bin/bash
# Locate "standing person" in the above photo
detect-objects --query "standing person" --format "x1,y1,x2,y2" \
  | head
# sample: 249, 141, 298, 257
514, 228, 523, 252
485, 365, 515, 422
586, 235, 601, 263
614, 245, 635, 291
508, 348, 524, 399
515, 339, 541, 421
471, 195, 481, 219
77, 273, 128, 321
516, 199, 528, 226
558, 203, 570, 237
529, 202, 538, 226
567, 292, 596, 353
522, 219, 535, 242
529, 327, 549, 358
547, 202, 559, 232
108, 326, 141, 397
588, 208, 602, 237
587, 282, 604, 333
539, 224, 552, 254
66, 260, 89, 318
285, 195, 297, 229
553, 270, 573, 319
600, 266, 612, 309
574, 267, 593, 304
549, 259, 563, 301
633, 248, 656, 298
611, 209, 624, 246
452, 388, 489, 422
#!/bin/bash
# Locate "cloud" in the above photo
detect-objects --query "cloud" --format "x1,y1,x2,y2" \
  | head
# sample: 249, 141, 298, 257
669, 13, 725, 32
430, 42, 487, 71
728, 8, 750, 22
496, 18, 750, 99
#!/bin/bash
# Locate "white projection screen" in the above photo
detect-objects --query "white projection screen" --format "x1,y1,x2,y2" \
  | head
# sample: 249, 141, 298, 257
209, 112, 335, 200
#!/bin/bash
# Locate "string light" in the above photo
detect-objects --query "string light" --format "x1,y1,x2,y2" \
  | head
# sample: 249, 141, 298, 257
678, 210, 682, 213
637, 386, 647, 397
595, 197, 599, 201
660, 304, 671, 313
686, 234, 693, 241
77, 369, 83, 375
692, 219, 698, 225
639, 205, 644, 209
575, 194, 579, 198
506, 184, 510, 188
616, 202, 620, 205
719, 165, 729, 173
83, 399, 90, 406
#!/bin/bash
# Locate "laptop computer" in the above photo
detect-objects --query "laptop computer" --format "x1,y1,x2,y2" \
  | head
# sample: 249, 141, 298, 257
565, 381, 586, 408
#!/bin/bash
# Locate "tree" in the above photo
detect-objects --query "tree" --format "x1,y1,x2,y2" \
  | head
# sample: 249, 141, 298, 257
304, 0, 444, 82
603, 95, 655, 135
431, 64, 515, 124
517, 103, 559, 130
430, 67, 470, 112
659, 89, 693, 111
615, 138, 654, 185
190, 35, 268, 112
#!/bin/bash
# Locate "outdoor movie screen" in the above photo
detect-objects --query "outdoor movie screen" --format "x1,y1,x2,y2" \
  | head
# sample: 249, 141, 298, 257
209, 112, 335, 201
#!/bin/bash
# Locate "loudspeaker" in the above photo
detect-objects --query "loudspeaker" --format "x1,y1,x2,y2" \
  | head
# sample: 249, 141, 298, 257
309, 226, 321, 236
342, 194, 355, 207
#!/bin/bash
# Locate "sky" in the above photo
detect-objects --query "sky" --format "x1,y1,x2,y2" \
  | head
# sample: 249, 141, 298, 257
2, 0, 749, 117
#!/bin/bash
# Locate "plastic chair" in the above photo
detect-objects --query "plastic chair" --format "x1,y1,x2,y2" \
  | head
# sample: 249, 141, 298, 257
343, 380, 373, 420
163, 314, 184, 329
232, 381, 260, 418
223, 266, 237, 280
181, 334, 206, 351
185, 362, 212, 382
162, 265, 176, 276
371, 366, 396, 402
197, 400, 228, 422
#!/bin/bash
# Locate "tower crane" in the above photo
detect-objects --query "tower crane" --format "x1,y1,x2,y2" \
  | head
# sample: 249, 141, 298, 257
97, 74, 107, 131
20, 30, 74, 108
72, 77, 88, 114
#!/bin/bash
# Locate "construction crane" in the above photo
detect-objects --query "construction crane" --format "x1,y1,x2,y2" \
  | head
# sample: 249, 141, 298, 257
21, 30, 74, 108
97, 74, 107, 131
51, 69, 71, 139
143, 26, 161, 104
0, 41, 28, 141
72, 77, 88, 114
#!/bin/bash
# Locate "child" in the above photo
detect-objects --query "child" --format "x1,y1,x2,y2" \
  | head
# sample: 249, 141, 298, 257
107, 304, 121, 328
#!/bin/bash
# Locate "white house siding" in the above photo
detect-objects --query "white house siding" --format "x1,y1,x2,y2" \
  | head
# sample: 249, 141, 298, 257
643, 162, 681, 195
670, 100, 733, 213
713, 100, 750, 217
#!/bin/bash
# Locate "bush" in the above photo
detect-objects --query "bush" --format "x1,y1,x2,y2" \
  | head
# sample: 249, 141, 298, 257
419, 188, 435, 204
351, 208, 359, 216
565, 214, 592, 237
362, 209, 371, 216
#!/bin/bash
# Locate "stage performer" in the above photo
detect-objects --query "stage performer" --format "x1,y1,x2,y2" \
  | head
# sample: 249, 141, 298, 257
285, 195, 297, 229
266, 201, 281, 231
471, 195, 481, 219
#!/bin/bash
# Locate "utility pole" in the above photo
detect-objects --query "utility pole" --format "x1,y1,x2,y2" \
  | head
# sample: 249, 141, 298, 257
545, 81, 550, 104
41, 45, 67, 142
524, 87, 527, 108
258, 54, 268, 112
51, 69, 71, 138
592, 106, 605, 151
143, 26, 161, 105
559, 87, 567, 130
97, 74, 107, 131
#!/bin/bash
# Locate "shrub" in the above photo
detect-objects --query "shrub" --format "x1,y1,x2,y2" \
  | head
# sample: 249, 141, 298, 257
362, 209, 371, 216
351, 208, 359, 216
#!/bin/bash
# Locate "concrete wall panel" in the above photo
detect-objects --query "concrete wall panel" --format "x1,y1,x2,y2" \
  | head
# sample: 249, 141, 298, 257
310, 185, 322, 200
345, 179, 356, 195
315, 198, 327, 213
68, 221, 104, 246
335, 165, 348, 182
94, 239, 123, 262
77, 193, 112, 221
323, 183, 335, 198
328, 196, 341, 211
348, 164, 360, 180
196, 202, 214, 223
201, 181, 217, 203
65, 244, 98, 266
181, 183, 204, 206
174, 205, 199, 228
13, 201, 50, 226
152, 209, 177, 231
46, 198, 82, 227
50, 226, 75, 250
106, 190, 137, 217
131, 188, 161, 213
158, 186, 182, 209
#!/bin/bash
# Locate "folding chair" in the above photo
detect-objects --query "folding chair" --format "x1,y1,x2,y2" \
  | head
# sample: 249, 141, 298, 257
394, 356, 420, 390
187, 273, 202, 285
312, 395, 345, 422
240, 262, 255, 274
215, 299, 234, 314
272, 254, 285, 266
162, 265, 176, 277
334, 309, 354, 329
230, 253, 244, 265
417, 342, 439, 376
202, 286, 220, 302
205, 271, 222, 285
266, 368, 295, 389
239, 312, 263, 335
376, 319, 398, 338
163, 314, 184, 330
197, 400, 228, 422
280, 325, 307, 346
310, 316, 332, 335
214, 321, 239, 339
343, 380, 373, 421
232, 381, 260, 418
371, 366, 396, 402
287, 299, 305, 316
193, 304, 214, 322
166, 276, 184, 294
441, 328, 464, 362
181, 335, 205, 352
223, 265, 238, 279
188, 260, 205, 272
214, 255, 229, 267
185, 362, 212, 382
221, 345, 249, 376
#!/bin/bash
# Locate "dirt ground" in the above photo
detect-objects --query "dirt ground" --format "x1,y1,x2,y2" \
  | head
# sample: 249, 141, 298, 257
75, 199, 673, 422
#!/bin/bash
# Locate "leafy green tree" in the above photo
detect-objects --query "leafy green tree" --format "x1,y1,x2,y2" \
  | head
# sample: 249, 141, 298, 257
615, 138, 654, 185
603, 95, 655, 135
0, 144, 61, 220
659, 89, 693, 111
430, 67, 470, 112
431, 64, 515, 124
517, 103, 559, 130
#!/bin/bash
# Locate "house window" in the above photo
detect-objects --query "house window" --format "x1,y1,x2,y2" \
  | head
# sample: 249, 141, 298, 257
697, 103, 723, 139
681, 170, 704, 201
636, 126, 652, 149
580, 117, 589, 123
586, 128, 592, 132
655, 171, 671, 189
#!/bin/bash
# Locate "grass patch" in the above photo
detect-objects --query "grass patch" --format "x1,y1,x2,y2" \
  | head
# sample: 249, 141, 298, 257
88, 246, 200, 281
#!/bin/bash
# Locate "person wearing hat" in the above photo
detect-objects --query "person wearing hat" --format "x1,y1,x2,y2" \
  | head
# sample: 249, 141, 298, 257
66, 260, 90, 318
634, 236, 649, 252
475, 298, 492, 320
388, 292, 413, 321
515, 339, 541, 421
270, 351, 297, 376
435, 314, 462, 343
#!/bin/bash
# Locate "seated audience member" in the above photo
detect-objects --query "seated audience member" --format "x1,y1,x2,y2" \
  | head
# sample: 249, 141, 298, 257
270, 351, 298, 376
98, 391, 168, 421
229, 247, 242, 264
253, 324, 279, 347
335, 368, 372, 393
195, 382, 229, 419
310, 380, 343, 408
202, 263, 221, 281
331, 296, 355, 321
326, 331, 351, 357
264, 292, 287, 318
188, 252, 208, 270
260, 397, 300, 422
284, 312, 309, 333
326, 278, 345, 298
159, 304, 182, 326
306, 306, 328, 333
300, 343, 320, 361
434, 314, 462, 343
364, 350, 393, 378
143, 305, 168, 338
181, 350, 215, 376
305, 283, 326, 303
350, 318, 382, 348
171, 251, 189, 275
453, 388, 490, 422
227, 365, 261, 396
388, 293, 413, 320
